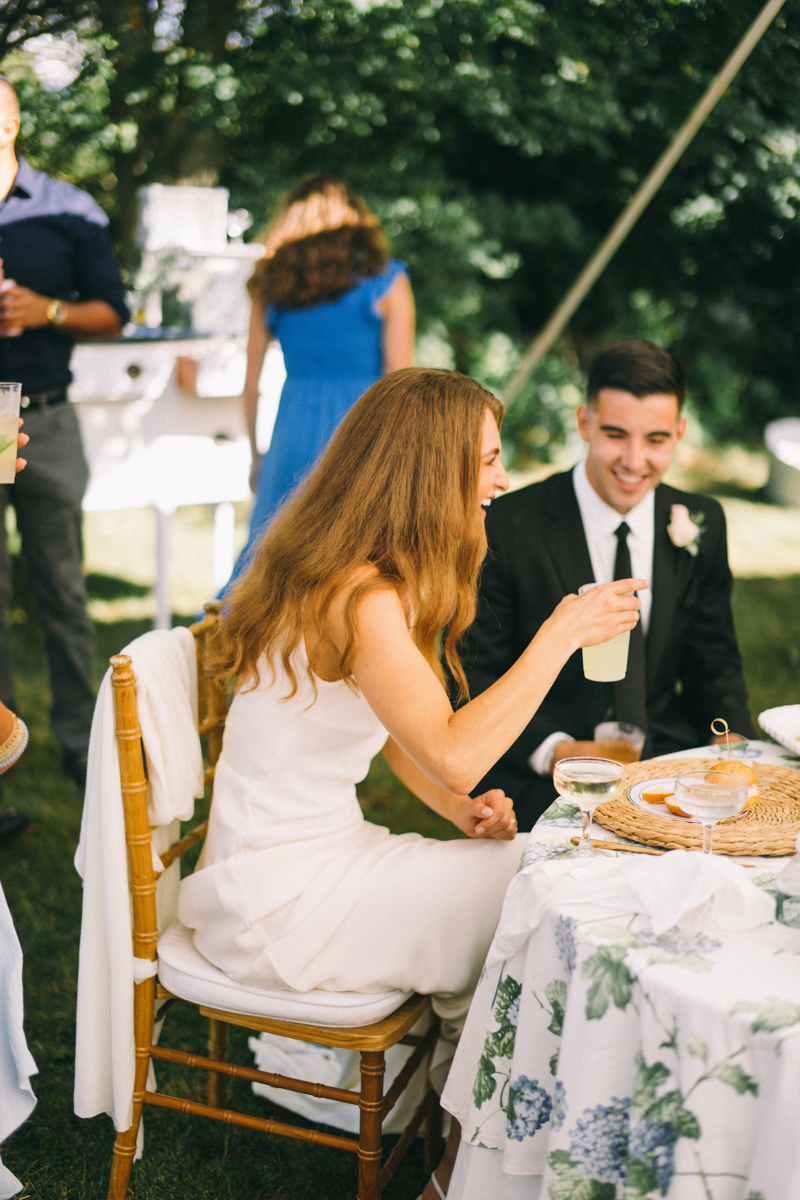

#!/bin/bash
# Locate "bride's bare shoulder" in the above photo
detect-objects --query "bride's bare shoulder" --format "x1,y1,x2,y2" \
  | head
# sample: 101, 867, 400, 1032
326, 563, 404, 621
306, 566, 409, 678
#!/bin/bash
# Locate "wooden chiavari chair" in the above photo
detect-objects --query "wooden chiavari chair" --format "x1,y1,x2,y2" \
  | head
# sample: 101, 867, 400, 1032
107, 601, 441, 1200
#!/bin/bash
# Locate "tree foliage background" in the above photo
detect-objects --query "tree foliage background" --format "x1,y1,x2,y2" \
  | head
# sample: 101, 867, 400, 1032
2, 0, 799, 459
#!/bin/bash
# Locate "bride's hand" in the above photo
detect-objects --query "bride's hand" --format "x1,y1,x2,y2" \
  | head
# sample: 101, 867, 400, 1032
547, 577, 646, 654
452, 789, 518, 840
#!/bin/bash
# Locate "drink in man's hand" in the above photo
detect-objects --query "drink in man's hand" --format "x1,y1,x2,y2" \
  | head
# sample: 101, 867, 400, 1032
594, 721, 645, 763
0, 418, 18, 482
578, 583, 630, 682
596, 737, 639, 762
0, 383, 21, 485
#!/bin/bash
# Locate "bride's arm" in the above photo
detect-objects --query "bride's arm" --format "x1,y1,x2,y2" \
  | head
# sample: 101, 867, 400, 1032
329, 577, 644, 797
381, 736, 517, 839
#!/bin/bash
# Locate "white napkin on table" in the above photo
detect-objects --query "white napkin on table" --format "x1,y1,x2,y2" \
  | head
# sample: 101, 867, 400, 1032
487, 849, 775, 968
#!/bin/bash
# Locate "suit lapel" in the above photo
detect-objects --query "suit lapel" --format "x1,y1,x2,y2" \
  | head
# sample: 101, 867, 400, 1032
540, 471, 595, 594
647, 486, 692, 676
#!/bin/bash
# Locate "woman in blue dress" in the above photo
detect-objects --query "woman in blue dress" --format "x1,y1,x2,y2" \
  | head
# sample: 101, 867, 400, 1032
234, 176, 414, 575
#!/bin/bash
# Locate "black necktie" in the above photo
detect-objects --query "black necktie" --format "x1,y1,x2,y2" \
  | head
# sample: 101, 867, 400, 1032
612, 521, 647, 730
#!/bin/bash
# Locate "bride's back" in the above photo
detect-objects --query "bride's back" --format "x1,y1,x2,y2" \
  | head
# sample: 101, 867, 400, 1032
202, 644, 388, 869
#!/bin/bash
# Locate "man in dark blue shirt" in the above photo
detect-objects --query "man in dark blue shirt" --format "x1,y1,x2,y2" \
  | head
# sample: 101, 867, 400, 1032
0, 79, 128, 800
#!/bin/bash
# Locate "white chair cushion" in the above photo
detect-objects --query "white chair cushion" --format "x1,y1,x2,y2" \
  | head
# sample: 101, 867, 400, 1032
157, 921, 413, 1027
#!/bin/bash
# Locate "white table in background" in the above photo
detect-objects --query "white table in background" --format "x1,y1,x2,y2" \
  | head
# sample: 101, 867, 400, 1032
71, 334, 286, 626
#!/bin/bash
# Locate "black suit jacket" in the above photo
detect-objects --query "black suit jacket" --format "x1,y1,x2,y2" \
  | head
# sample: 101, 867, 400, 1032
461, 470, 755, 820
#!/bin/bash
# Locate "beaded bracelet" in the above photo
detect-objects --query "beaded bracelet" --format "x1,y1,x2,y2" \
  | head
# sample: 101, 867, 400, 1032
0, 714, 29, 772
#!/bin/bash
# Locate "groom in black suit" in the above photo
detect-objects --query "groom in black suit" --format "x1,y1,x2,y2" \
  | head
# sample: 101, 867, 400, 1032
462, 339, 755, 831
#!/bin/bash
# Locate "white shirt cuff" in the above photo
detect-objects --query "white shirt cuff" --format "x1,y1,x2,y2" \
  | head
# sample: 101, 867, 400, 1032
529, 731, 574, 776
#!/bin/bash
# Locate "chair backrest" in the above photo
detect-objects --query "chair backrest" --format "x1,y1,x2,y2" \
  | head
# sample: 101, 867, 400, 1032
110, 601, 228, 968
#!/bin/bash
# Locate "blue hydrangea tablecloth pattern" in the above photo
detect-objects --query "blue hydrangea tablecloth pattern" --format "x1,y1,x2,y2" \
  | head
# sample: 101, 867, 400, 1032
442, 742, 800, 1200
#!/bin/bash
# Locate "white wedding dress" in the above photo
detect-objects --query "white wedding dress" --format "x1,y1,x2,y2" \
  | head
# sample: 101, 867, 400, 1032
179, 648, 524, 1069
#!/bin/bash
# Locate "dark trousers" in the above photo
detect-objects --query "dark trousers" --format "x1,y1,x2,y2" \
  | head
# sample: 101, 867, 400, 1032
0, 402, 95, 757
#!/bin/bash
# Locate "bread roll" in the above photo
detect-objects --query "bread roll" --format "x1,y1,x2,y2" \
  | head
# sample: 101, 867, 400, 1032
709, 759, 759, 809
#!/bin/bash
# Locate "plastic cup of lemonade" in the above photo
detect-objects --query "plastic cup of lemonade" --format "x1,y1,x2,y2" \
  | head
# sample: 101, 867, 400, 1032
578, 582, 630, 683
0, 384, 20, 484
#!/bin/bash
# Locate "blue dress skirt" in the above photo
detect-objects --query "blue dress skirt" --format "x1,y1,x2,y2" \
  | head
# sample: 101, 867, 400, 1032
230, 260, 407, 581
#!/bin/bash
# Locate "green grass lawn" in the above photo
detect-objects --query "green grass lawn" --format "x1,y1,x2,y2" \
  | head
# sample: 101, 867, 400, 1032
1, 574, 798, 1198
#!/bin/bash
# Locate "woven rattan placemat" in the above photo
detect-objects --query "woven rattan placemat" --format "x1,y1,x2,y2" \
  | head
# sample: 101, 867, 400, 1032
594, 757, 800, 856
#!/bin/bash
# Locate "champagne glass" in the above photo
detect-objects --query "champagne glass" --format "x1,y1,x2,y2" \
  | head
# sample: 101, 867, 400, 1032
673, 769, 747, 855
553, 756, 626, 856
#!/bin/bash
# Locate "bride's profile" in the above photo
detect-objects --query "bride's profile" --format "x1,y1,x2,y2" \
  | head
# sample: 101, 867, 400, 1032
178, 367, 643, 1199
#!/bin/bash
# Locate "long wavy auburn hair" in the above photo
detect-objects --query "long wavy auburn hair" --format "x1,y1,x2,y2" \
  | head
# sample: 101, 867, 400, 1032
247, 175, 388, 311
220, 368, 504, 702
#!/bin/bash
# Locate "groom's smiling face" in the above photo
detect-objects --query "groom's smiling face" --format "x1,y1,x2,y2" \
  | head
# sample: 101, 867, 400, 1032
577, 388, 687, 515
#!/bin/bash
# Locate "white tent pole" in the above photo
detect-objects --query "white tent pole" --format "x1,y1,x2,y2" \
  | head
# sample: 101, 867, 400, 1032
502, 0, 788, 405
212, 501, 236, 591
154, 506, 174, 631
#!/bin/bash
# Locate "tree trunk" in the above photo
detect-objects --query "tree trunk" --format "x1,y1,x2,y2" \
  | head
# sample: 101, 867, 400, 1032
181, 0, 239, 55
97, 0, 239, 267
154, 0, 239, 185
96, 0, 160, 270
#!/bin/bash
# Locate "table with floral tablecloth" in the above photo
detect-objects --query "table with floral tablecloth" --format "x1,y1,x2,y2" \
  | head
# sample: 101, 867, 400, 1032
442, 741, 800, 1200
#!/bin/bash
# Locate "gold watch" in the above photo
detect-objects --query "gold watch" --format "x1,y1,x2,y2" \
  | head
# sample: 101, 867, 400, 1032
46, 299, 67, 326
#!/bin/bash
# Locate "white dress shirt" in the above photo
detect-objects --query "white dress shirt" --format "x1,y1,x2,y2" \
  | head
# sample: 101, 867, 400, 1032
529, 459, 655, 776
572, 457, 654, 634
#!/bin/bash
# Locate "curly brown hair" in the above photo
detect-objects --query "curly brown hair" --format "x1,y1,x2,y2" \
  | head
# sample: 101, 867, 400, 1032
247, 175, 389, 311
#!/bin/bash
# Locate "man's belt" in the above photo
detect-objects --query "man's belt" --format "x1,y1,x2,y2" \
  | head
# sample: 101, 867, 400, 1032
20, 388, 68, 410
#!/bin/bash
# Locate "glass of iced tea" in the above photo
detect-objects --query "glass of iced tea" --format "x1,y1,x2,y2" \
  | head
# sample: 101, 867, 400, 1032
0, 384, 21, 484
594, 721, 645, 764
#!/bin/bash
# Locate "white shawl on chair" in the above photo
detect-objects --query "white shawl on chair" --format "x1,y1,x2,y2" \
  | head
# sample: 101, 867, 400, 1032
73, 627, 204, 1134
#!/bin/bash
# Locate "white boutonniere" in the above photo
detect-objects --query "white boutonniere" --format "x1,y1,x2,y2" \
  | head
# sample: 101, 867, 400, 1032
667, 504, 705, 556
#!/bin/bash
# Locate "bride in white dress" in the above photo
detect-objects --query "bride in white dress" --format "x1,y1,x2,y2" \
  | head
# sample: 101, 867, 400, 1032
179, 367, 643, 1199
